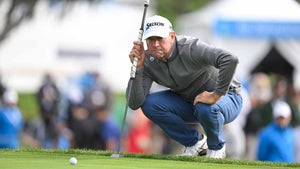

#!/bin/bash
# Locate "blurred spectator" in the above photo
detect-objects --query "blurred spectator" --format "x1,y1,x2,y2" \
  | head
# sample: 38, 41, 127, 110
68, 103, 102, 149
0, 90, 24, 149
78, 71, 97, 94
37, 73, 60, 126
83, 71, 120, 151
259, 74, 300, 127
63, 71, 116, 150
84, 72, 112, 115
35, 73, 60, 148
22, 117, 72, 149
295, 125, 300, 163
288, 87, 300, 127
0, 74, 6, 105
244, 73, 272, 160
292, 90, 300, 163
125, 108, 152, 153
94, 106, 120, 151
257, 100, 295, 163
23, 73, 71, 149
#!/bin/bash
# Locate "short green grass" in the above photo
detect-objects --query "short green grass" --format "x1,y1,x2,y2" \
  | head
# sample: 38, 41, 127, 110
0, 149, 299, 169
18, 93, 40, 121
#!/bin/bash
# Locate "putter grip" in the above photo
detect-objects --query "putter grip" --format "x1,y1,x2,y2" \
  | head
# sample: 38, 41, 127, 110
130, 29, 143, 79
130, 57, 138, 79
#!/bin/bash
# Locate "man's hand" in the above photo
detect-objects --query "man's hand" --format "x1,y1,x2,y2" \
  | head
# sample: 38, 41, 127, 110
194, 91, 222, 105
129, 41, 146, 70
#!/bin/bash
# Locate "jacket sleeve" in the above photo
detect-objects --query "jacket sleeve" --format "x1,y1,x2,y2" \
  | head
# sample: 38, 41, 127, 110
126, 67, 153, 110
193, 40, 239, 95
213, 48, 239, 95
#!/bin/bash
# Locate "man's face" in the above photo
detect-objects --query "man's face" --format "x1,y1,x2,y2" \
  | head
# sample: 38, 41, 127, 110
275, 116, 291, 128
145, 32, 175, 62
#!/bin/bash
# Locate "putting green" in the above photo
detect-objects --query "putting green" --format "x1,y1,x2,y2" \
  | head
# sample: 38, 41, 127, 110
0, 149, 299, 169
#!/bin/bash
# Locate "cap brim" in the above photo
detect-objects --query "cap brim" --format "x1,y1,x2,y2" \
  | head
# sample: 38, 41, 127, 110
143, 31, 169, 40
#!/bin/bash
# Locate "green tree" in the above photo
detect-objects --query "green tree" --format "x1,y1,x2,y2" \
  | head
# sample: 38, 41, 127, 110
0, 0, 102, 45
155, 0, 212, 28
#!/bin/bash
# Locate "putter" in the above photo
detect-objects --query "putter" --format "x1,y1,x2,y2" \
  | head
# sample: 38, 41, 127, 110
110, 0, 150, 158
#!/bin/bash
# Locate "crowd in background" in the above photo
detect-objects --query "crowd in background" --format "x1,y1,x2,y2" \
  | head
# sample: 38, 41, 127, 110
0, 71, 300, 163
233, 72, 300, 163
23, 71, 121, 151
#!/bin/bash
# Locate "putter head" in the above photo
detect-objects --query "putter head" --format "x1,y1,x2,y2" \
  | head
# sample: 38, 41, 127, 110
110, 154, 123, 158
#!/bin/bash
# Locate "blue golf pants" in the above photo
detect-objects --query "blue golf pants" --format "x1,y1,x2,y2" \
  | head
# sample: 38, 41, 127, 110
141, 90, 243, 150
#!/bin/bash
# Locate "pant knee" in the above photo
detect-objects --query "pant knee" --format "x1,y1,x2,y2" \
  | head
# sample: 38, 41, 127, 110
194, 103, 225, 129
141, 95, 157, 118
193, 103, 213, 121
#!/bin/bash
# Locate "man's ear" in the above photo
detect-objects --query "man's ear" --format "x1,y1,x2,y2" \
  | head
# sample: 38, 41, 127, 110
170, 31, 176, 39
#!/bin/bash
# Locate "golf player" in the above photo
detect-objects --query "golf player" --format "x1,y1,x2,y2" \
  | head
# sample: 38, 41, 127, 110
127, 15, 243, 159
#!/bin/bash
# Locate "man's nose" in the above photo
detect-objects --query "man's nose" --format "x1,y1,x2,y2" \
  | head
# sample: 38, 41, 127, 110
153, 40, 160, 46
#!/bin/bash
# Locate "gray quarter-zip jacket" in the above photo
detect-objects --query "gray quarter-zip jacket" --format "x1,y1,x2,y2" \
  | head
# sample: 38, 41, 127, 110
127, 35, 241, 110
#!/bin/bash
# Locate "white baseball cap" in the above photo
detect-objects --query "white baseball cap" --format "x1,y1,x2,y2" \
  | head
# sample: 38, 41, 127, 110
273, 100, 291, 118
143, 15, 173, 40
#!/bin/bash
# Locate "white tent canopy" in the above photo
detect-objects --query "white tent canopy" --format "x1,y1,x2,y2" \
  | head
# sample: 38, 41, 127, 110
214, 0, 300, 20
177, 0, 300, 89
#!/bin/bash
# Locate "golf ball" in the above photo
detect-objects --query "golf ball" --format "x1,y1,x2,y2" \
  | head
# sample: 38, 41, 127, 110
69, 157, 77, 165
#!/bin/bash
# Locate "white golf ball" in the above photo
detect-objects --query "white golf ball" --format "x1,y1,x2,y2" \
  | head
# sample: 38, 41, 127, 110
69, 157, 77, 165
